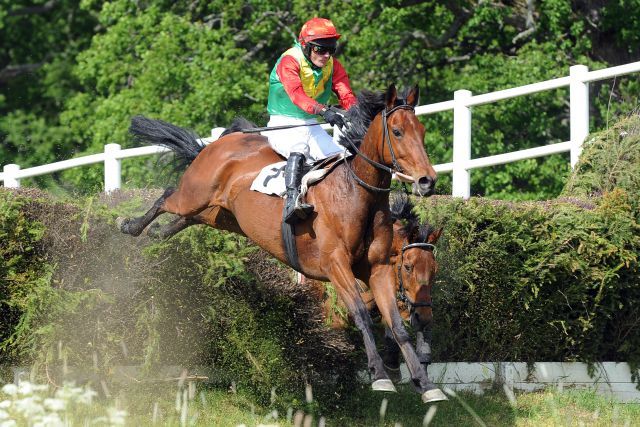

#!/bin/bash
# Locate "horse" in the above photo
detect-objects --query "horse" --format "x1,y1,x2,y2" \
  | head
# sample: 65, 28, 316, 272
117, 85, 446, 402
314, 192, 442, 373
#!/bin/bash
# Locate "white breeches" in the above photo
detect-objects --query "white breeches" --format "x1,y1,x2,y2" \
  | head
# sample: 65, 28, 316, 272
264, 115, 345, 163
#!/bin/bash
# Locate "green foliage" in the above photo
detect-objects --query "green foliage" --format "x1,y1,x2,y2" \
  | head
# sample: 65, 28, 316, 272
415, 190, 640, 370
563, 114, 640, 215
0, 190, 358, 404
0, 190, 48, 363
3, 1, 640, 199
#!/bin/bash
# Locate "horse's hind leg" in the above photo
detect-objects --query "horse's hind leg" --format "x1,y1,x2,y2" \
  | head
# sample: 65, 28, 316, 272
119, 188, 175, 236
147, 216, 199, 239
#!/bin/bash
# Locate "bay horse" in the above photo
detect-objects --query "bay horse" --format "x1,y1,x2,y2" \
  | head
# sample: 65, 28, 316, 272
316, 192, 442, 372
117, 85, 446, 402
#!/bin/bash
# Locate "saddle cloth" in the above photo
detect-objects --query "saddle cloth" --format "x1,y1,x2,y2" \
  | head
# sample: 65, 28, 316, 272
250, 152, 347, 197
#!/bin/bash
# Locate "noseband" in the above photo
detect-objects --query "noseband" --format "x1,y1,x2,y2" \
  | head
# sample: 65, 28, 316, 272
342, 104, 415, 193
397, 242, 436, 310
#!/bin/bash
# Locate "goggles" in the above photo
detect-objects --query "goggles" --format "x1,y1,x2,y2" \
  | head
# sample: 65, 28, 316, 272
310, 43, 337, 55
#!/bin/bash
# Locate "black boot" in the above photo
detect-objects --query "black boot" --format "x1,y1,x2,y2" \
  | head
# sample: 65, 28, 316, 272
283, 153, 314, 224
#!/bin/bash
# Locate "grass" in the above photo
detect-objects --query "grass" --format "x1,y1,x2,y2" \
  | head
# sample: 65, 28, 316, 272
4, 380, 638, 426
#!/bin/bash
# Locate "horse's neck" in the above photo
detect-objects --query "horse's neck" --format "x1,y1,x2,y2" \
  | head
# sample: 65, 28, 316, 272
351, 129, 392, 193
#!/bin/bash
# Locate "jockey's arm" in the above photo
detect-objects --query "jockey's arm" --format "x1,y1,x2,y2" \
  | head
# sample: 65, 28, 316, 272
277, 55, 325, 115
331, 59, 357, 111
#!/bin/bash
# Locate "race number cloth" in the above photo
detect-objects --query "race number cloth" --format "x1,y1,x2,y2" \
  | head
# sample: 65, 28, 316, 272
250, 152, 347, 197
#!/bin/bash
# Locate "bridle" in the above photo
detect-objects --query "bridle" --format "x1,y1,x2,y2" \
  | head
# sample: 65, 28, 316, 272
342, 104, 415, 193
396, 242, 436, 310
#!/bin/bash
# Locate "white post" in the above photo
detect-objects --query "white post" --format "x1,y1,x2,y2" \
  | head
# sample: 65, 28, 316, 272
452, 90, 472, 199
3, 164, 21, 188
210, 127, 226, 141
570, 65, 589, 168
104, 143, 122, 192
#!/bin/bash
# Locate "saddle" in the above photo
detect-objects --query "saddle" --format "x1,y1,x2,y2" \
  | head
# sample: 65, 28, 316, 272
250, 151, 348, 198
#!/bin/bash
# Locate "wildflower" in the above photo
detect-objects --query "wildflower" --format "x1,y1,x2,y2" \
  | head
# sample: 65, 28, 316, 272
17, 382, 33, 395
0, 385, 17, 397
44, 398, 66, 412
77, 388, 98, 405
34, 413, 64, 427
108, 408, 127, 425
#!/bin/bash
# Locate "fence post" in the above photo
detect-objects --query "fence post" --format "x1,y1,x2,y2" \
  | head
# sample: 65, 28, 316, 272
3, 164, 21, 188
104, 143, 122, 192
452, 89, 472, 198
570, 65, 589, 168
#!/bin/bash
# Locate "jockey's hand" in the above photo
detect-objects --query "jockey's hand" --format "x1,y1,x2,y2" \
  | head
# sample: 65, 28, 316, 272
320, 106, 347, 129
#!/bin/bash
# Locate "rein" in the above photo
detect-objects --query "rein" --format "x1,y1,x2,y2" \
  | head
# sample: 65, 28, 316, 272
396, 242, 436, 310
343, 104, 415, 193
240, 123, 323, 133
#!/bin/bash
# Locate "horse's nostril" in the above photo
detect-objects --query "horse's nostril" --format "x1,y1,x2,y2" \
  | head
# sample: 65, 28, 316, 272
413, 176, 436, 196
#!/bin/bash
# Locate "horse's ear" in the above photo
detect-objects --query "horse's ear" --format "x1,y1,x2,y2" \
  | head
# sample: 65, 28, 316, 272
406, 85, 420, 107
427, 227, 443, 244
385, 84, 397, 109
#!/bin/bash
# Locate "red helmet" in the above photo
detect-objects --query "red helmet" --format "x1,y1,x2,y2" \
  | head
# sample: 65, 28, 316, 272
298, 18, 341, 44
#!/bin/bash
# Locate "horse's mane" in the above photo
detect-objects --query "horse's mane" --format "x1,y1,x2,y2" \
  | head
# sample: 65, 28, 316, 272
339, 88, 413, 149
220, 117, 260, 138
390, 192, 435, 244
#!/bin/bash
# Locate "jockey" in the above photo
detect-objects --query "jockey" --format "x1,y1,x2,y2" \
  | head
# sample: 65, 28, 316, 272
266, 17, 357, 224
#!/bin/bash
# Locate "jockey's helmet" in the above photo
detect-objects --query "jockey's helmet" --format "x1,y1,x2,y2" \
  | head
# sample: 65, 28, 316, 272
299, 18, 340, 62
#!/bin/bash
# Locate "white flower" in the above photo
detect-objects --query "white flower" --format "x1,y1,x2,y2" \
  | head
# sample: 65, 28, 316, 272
107, 408, 127, 426
33, 413, 64, 427
31, 385, 48, 393
17, 382, 33, 396
76, 388, 97, 405
1, 385, 17, 397
13, 397, 44, 416
44, 398, 66, 412
0, 402, 10, 409
0, 410, 8, 420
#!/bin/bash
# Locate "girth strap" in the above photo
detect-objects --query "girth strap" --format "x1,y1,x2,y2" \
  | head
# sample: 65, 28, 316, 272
282, 221, 302, 272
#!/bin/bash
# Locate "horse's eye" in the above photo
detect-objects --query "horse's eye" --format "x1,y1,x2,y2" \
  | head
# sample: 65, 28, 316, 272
404, 264, 412, 272
392, 128, 402, 138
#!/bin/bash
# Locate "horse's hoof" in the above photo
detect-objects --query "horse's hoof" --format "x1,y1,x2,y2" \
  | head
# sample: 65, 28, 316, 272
115, 217, 129, 233
371, 379, 397, 393
422, 388, 448, 403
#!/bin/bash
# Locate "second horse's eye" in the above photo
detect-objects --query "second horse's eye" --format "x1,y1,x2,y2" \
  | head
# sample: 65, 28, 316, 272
392, 128, 402, 138
404, 264, 412, 272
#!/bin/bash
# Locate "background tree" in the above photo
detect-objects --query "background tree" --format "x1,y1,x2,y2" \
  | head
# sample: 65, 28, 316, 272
1, 0, 639, 198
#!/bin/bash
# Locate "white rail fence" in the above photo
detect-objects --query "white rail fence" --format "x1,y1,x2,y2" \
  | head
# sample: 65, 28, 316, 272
2, 62, 640, 198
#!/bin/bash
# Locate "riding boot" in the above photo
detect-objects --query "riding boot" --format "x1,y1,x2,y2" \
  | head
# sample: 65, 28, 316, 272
283, 153, 314, 224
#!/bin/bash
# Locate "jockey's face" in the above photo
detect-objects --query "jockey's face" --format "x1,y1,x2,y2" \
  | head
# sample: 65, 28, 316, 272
310, 48, 332, 68
307, 40, 336, 68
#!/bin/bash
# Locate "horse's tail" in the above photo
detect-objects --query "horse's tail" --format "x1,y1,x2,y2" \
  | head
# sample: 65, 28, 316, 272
130, 115, 204, 170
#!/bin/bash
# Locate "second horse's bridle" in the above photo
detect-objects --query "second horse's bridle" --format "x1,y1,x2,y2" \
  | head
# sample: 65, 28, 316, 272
396, 242, 436, 310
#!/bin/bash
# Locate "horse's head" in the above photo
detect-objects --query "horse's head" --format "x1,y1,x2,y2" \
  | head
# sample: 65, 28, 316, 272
382, 85, 437, 196
392, 220, 443, 330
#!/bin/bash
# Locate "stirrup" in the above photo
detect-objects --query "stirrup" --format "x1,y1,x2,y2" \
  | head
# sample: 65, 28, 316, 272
294, 194, 314, 219
283, 195, 313, 224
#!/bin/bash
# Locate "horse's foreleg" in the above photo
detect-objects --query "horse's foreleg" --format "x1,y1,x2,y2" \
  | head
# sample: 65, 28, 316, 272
147, 216, 199, 239
369, 264, 447, 403
325, 253, 395, 392
119, 188, 175, 236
